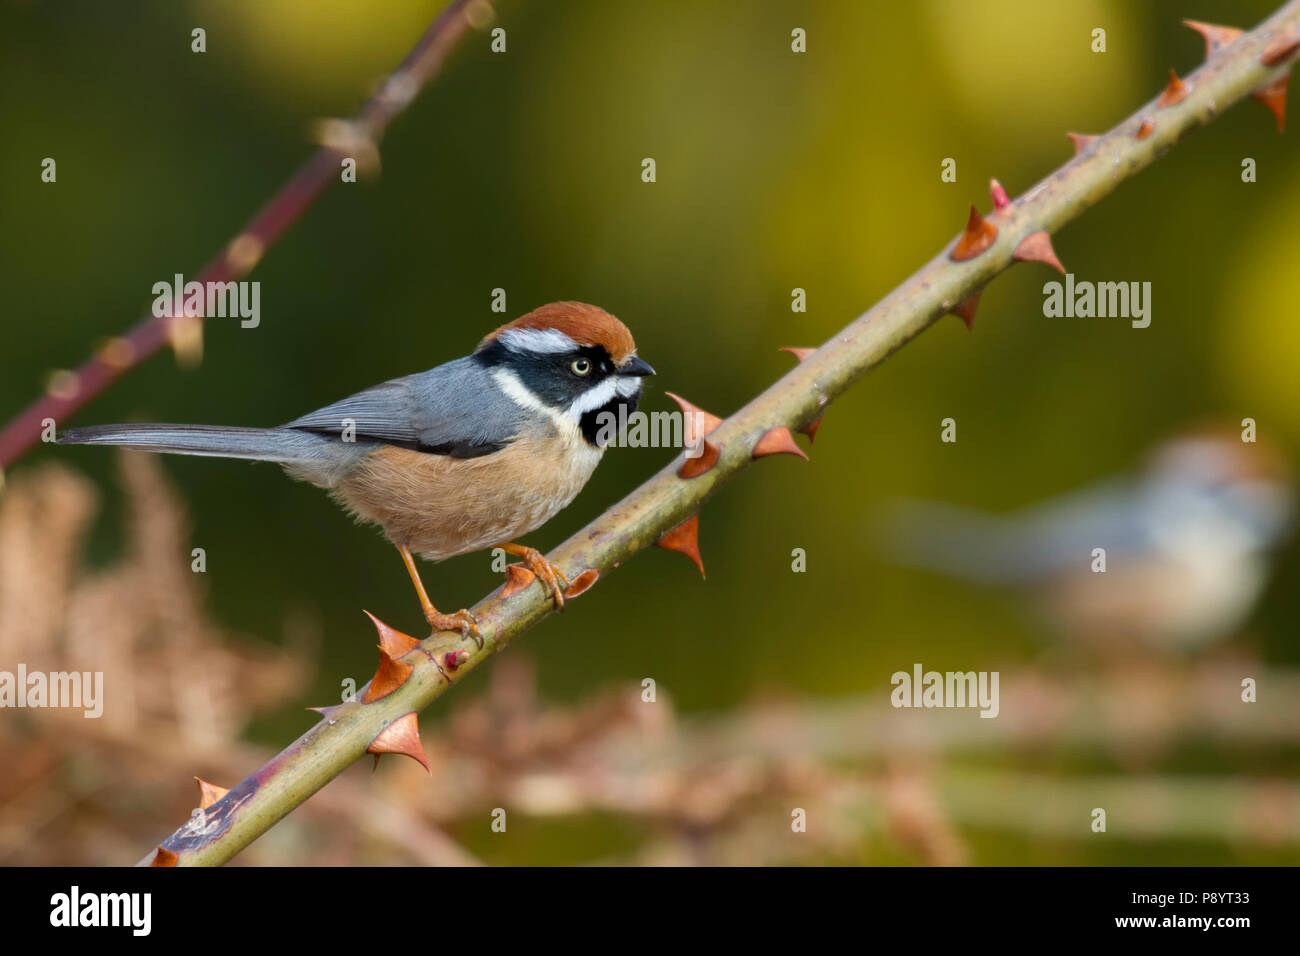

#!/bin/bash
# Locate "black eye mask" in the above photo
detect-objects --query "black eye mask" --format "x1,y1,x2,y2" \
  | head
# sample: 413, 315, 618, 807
475, 339, 616, 408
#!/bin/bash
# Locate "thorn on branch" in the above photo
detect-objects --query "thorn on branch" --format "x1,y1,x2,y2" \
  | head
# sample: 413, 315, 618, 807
665, 391, 724, 478
949, 205, 998, 261
150, 846, 179, 867
1158, 70, 1189, 107
1066, 132, 1097, 154
949, 290, 982, 329
1135, 120, 1155, 139
656, 514, 705, 578
1012, 231, 1066, 274
194, 777, 229, 810
364, 610, 420, 659
367, 713, 429, 772
752, 426, 809, 460
500, 563, 535, 599
679, 440, 720, 478
1253, 75, 1289, 130
664, 391, 722, 444
1183, 20, 1243, 58
562, 568, 600, 599
362, 650, 414, 704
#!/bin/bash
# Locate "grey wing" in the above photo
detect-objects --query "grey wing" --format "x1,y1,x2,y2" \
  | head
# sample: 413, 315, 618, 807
284, 357, 524, 458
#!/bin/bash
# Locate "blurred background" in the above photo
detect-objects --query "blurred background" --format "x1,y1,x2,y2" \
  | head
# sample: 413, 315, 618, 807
2, 0, 1298, 865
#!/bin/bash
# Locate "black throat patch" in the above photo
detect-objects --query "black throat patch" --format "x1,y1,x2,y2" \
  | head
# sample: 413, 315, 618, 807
580, 392, 640, 447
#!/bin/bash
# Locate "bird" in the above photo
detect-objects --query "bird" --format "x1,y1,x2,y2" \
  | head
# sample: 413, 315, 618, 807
57, 301, 655, 643
878, 428, 1295, 650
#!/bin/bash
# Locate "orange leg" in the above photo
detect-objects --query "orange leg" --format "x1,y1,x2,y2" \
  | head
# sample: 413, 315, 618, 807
497, 542, 570, 610
397, 544, 480, 645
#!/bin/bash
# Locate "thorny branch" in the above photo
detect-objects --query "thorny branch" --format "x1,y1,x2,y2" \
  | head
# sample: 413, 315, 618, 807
0, 0, 490, 472
131, 4, 1300, 865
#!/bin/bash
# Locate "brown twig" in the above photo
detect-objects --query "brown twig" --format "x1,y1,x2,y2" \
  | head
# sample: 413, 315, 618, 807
0, 0, 487, 471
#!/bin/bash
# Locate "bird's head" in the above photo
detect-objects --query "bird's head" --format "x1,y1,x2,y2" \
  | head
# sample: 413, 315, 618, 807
474, 302, 655, 447
1145, 426, 1295, 552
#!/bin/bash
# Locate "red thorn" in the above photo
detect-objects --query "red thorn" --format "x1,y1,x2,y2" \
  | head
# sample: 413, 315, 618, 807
801, 415, 823, 443
443, 649, 470, 671
1012, 231, 1065, 274
1135, 120, 1155, 140
150, 846, 179, 867
1157, 69, 1189, 108
367, 712, 429, 772
1253, 75, 1289, 131
1261, 31, 1300, 66
753, 425, 809, 460
1066, 132, 1096, 155
194, 777, 229, 810
664, 391, 722, 445
989, 178, 1010, 209
562, 568, 600, 599
362, 650, 413, 704
780, 346, 816, 362
500, 563, 536, 599
363, 610, 419, 659
949, 204, 998, 261
949, 290, 981, 329
678, 439, 720, 479
1183, 20, 1243, 59
655, 514, 704, 578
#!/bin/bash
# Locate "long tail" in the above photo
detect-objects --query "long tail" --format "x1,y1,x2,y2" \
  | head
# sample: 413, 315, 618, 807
56, 423, 337, 466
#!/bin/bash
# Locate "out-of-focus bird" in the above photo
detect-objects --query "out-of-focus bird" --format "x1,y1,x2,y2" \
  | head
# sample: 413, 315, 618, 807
57, 302, 655, 641
879, 429, 1294, 649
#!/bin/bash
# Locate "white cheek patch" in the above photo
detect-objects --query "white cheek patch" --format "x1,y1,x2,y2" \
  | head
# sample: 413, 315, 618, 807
566, 377, 620, 417
566, 376, 643, 419
499, 327, 578, 355
497, 362, 643, 441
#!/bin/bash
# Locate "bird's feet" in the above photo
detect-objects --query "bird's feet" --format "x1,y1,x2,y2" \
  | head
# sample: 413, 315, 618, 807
500, 544, 570, 610
427, 607, 481, 647
397, 544, 482, 647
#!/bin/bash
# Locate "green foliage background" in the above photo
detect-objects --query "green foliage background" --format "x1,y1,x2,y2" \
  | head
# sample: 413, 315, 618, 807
3, 0, 1297, 864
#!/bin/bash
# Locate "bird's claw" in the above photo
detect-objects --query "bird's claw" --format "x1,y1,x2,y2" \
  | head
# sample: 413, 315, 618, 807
428, 608, 481, 648
516, 546, 570, 611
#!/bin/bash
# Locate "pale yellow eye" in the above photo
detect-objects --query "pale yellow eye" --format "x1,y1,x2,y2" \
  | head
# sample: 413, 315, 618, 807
571, 358, 591, 376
